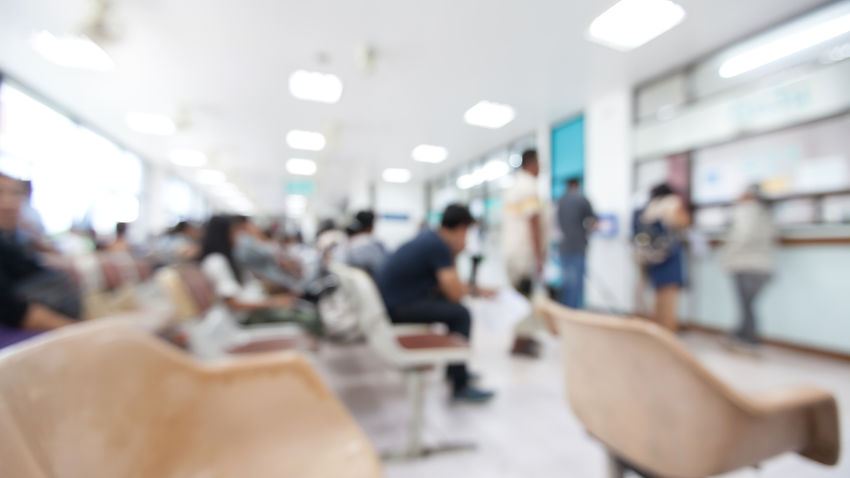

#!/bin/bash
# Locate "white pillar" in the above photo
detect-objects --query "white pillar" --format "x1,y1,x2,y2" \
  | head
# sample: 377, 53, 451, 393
584, 89, 636, 312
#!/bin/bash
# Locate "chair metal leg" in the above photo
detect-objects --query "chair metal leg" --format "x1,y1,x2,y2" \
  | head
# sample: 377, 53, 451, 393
606, 450, 663, 478
406, 369, 425, 456
607, 451, 626, 478
381, 369, 475, 461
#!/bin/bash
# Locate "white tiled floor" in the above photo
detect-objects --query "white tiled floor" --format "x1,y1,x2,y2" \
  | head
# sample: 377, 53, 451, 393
314, 315, 850, 478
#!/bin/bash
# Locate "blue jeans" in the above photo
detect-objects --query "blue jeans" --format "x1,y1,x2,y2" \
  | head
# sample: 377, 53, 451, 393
559, 253, 586, 309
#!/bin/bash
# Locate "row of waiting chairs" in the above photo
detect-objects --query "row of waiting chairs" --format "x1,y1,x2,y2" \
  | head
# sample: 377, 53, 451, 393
0, 261, 840, 477
40, 252, 172, 326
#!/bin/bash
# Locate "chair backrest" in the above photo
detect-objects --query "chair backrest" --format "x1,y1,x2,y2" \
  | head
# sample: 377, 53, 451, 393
102, 252, 141, 284
329, 263, 402, 361
0, 320, 383, 478
155, 265, 214, 320
0, 321, 201, 478
71, 254, 105, 293
538, 301, 758, 478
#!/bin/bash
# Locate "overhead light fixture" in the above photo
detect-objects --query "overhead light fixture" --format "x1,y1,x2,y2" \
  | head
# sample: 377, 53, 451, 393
382, 168, 412, 184
464, 101, 516, 129
456, 173, 477, 190
289, 70, 344, 104
412, 144, 448, 164
286, 130, 326, 151
197, 169, 226, 185
482, 159, 510, 181
587, 0, 686, 52
286, 158, 317, 176
719, 12, 850, 78
169, 149, 207, 167
126, 112, 176, 136
508, 153, 522, 168
30, 30, 114, 71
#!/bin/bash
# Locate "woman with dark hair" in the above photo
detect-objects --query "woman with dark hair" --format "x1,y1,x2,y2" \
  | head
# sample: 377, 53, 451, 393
199, 214, 321, 335
636, 183, 691, 331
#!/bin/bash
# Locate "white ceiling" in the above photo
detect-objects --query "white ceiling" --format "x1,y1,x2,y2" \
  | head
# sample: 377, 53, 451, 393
0, 0, 831, 214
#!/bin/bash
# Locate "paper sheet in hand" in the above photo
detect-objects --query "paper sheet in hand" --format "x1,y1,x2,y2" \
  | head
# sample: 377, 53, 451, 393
464, 287, 531, 332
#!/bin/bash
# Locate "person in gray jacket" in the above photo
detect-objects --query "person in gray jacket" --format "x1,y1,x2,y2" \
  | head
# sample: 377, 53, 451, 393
720, 185, 777, 351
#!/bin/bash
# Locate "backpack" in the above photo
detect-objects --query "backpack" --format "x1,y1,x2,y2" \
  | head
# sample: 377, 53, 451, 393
633, 214, 678, 266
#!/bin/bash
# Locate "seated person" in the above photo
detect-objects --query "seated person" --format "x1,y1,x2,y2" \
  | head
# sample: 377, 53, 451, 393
106, 222, 132, 253
0, 173, 75, 348
156, 221, 201, 264
377, 204, 496, 403
16, 180, 56, 255
233, 220, 335, 301
199, 214, 321, 336
345, 210, 388, 278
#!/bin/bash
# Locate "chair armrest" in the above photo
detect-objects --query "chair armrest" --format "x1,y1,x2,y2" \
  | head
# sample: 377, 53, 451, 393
747, 385, 841, 466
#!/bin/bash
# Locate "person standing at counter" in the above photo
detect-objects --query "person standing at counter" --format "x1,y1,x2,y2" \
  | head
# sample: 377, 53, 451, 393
636, 184, 690, 332
721, 185, 776, 353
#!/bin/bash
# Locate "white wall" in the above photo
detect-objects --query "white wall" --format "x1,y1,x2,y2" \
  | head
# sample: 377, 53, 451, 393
583, 89, 637, 312
373, 181, 425, 250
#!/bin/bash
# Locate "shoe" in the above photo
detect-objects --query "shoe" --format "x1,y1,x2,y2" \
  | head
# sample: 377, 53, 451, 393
452, 386, 495, 403
511, 337, 541, 358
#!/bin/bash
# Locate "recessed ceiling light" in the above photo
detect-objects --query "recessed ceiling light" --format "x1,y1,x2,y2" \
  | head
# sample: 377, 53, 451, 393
719, 12, 850, 78
30, 30, 114, 71
197, 169, 226, 185
382, 168, 412, 184
587, 0, 686, 52
464, 101, 516, 129
289, 70, 344, 104
286, 130, 326, 151
126, 112, 176, 136
286, 158, 317, 176
412, 144, 449, 163
482, 159, 510, 181
169, 149, 207, 167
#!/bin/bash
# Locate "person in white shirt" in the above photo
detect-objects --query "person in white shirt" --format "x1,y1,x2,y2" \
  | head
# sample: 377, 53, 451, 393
720, 185, 776, 351
502, 149, 548, 358
199, 215, 321, 335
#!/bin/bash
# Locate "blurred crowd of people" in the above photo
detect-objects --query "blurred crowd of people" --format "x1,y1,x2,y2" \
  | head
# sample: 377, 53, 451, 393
3, 147, 778, 371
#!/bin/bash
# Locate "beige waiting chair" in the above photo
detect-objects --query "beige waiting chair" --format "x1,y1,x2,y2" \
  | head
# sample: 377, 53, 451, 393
536, 298, 840, 478
0, 321, 383, 478
330, 263, 472, 459
155, 265, 311, 358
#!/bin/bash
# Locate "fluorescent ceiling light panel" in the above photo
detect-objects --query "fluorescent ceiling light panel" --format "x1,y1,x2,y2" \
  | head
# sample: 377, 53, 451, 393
719, 12, 850, 78
289, 70, 344, 104
412, 144, 448, 163
463, 101, 516, 129
482, 159, 510, 181
169, 149, 207, 167
286, 158, 317, 176
382, 168, 412, 184
587, 0, 686, 52
456, 173, 477, 190
286, 130, 326, 151
197, 169, 226, 185
126, 112, 176, 136
30, 30, 114, 71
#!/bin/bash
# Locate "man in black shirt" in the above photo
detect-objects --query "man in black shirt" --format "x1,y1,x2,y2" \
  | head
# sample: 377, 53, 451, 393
378, 204, 495, 403
0, 173, 73, 347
